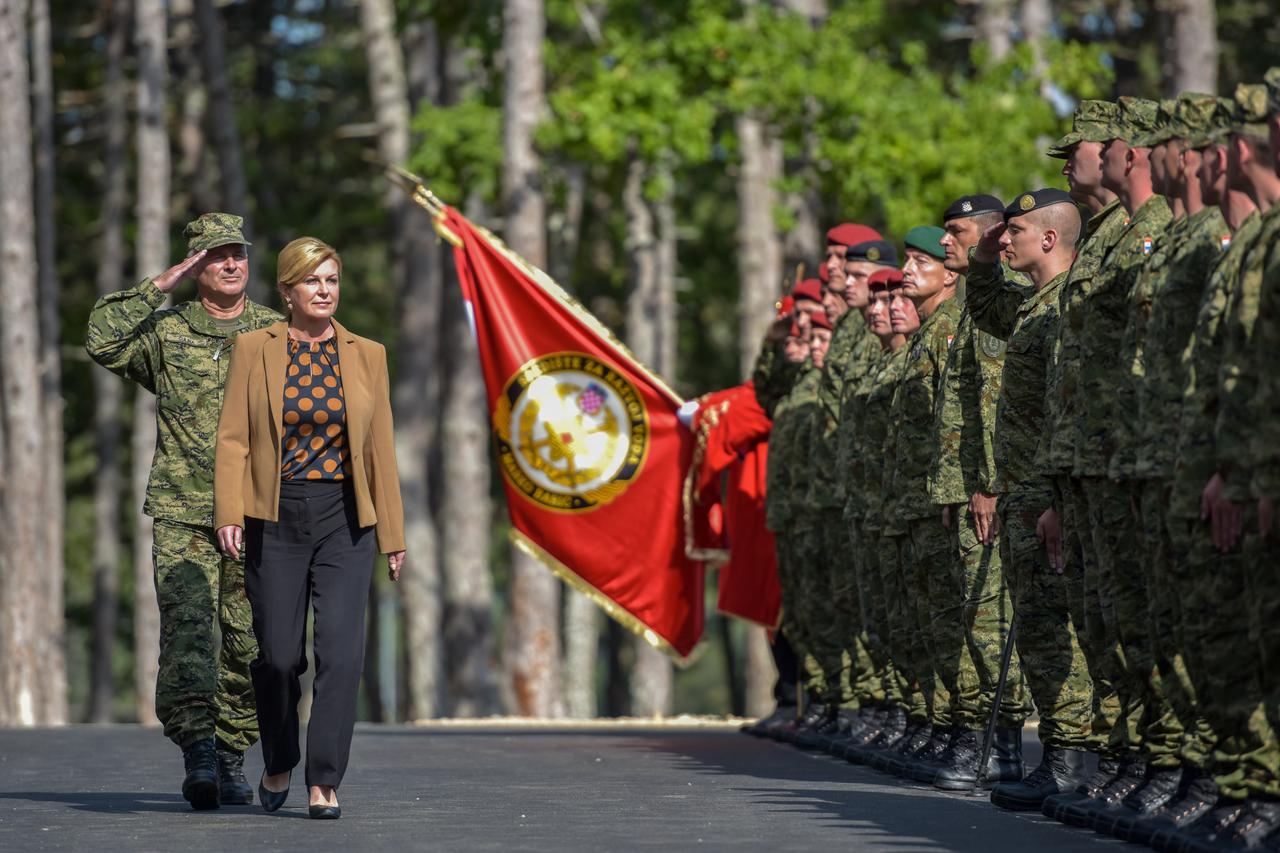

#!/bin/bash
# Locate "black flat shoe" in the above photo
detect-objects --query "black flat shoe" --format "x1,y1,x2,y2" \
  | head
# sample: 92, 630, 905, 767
309, 804, 341, 820
258, 773, 290, 813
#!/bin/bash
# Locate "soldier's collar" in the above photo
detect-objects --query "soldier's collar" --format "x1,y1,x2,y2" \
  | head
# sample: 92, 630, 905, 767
176, 297, 268, 338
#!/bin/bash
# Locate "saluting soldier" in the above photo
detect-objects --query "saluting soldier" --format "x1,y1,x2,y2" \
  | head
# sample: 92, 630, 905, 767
86, 214, 281, 810
965, 190, 1097, 812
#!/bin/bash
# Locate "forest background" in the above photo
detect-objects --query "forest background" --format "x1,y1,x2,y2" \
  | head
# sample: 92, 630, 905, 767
0, 0, 1276, 727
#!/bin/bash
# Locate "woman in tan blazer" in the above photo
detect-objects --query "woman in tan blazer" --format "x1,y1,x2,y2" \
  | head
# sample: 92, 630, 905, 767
214, 236, 405, 820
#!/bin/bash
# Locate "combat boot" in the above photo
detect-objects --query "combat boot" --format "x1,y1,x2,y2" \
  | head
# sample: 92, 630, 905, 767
1094, 763, 1181, 838
181, 738, 220, 810
216, 746, 254, 806
873, 722, 930, 775
933, 727, 1023, 791
795, 704, 840, 751
1213, 798, 1280, 851
1130, 774, 1220, 847
840, 708, 888, 760
846, 707, 907, 765
819, 708, 867, 754
905, 726, 953, 784
1059, 757, 1145, 827
1040, 755, 1120, 820
1155, 800, 1246, 853
745, 704, 797, 738
989, 746, 1087, 811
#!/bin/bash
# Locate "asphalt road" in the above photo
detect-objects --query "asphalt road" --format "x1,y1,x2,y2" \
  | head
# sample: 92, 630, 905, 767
0, 724, 1112, 852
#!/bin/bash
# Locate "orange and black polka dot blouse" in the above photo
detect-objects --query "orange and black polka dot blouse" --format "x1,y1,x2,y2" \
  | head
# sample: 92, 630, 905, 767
280, 337, 350, 481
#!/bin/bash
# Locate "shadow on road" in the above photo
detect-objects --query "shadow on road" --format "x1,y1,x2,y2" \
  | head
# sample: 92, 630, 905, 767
0, 790, 190, 814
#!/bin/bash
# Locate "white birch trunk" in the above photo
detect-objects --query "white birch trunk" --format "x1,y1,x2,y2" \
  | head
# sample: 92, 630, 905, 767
734, 115, 784, 379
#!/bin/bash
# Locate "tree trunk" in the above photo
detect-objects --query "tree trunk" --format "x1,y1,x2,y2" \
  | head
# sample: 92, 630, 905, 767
132, 0, 170, 727
562, 591, 599, 717
360, 0, 446, 720
0, 0, 52, 726
174, 3, 216, 219
30, 0, 67, 725
975, 0, 1013, 61
193, 0, 260, 299
622, 157, 677, 717
743, 624, 776, 717
502, 0, 564, 718
1163, 0, 1217, 96
89, 0, 132, 725
734, 114, 783, 379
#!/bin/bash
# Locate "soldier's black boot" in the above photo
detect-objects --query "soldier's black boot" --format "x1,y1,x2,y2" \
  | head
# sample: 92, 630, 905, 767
216, 746, 254, 806
1136, 774, 1220, 848
181, 739, 220, 810
1096, 763, 1181, 838
847, 707, 907, 765
1156, 799, 1246, 853
935, 727, 1024, 791
906, 726, 954, 783
876, 722, 930, 776
820, 708, 866, 754
1040, 755, 1120, 820
747, 704, 797, 738
990, 746, 1087, 811
795, 703, 840, 750
841, 708, 888, 760
1214, 798, 1280, 851
1060, 756, 1146, 827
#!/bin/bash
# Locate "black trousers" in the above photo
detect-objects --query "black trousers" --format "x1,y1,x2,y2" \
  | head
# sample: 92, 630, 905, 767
244, 480, 375, 789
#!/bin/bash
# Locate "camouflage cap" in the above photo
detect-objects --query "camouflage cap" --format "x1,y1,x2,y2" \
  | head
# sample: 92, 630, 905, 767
1047, 99, 1120, 159
1215, 82, 1271, 142
1130, 98, 1183, 148
1267, 67, 1280, 115
1185, 96, 1236, 148
1114, 96, 1160, 146
183, 212, 251, 254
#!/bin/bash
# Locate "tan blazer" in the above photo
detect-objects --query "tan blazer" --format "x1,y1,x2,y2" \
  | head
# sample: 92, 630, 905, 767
214, 318, 405, 553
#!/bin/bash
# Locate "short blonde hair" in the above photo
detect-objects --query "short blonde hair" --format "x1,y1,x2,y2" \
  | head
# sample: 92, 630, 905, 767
276, 236, 342, 290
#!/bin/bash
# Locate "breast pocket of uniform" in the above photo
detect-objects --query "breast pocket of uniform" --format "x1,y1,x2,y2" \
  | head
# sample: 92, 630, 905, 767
158, 339, 218, 413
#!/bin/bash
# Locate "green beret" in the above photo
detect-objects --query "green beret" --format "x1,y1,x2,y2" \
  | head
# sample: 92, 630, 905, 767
1185, 96, 1235, 149
1115, 96, 1160, 145
1267, 67, 1280, 115
183, 212, 251, 254
1047, 100, 1120, 158
903, 226, 947, 260
1003, 188, 1075, 221
1131, 98, 1182, 148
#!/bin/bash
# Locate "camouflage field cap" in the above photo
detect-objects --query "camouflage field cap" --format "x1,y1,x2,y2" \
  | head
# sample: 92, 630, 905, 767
1131, 98, 1183, 148
1185, 96, 1236, 148
1114, 96, 1160, 146
1209, 83, 1269, 144
1170, 93, 1220, 146
183, 212, 251, 254
1267, 67, 1280, 115
1047, 99, 1120, 159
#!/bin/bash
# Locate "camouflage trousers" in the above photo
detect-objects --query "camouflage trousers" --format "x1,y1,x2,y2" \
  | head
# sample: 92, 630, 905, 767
1057, 476, 1122, 757
799, 511, 859, 706
1137, 480, 1211, 769
950, 501, 1031, 731
1172, 513, 1280, 800
1081, 477, 1156, 757
879, 532, 930, 724
908, 516, 971, 731
775, 528, 818, 698
998, 488, 1092, 750
152, 520, 259, 753
853, 520, 905, 708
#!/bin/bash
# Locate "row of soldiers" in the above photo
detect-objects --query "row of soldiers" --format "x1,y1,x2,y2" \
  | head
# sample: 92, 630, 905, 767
743, 71, 1280, 852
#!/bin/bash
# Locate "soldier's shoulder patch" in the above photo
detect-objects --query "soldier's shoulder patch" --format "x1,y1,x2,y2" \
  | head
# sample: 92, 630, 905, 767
1221, 234, 1231, 251
981, 335, 1006, 358
946, 334, 955, 349
1142, 237, 1154, 255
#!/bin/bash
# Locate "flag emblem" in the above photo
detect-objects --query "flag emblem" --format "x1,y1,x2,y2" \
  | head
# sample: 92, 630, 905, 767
495, 352, 649, 512
1221, 234, 1231, 251
1142, 237, 1154, 255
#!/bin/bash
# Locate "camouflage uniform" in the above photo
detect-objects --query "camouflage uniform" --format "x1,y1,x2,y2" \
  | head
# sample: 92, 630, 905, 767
889, 297, 971, 731
1211, 203, 1280, 801
86, 261, 280, 752
862, 346, 920, 718
1075, 192, 1172, 759
806, 312, 880, 706
1042, 198, 1129, 756
1170, 209, 1274, 800
967, 257, 1094, 751
753, 339, 801, 418
1127, 204, 1229, 771
929, 300, 1031, 732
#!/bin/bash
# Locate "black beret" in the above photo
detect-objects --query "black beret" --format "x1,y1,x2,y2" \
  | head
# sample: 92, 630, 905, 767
943, 194, 1005, 221
845, 239, 898, 267
1004, 188, 1075, 220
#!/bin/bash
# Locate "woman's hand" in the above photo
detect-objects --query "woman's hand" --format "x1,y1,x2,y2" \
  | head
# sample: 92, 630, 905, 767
387, 551, 406, 582
216, 524, 244, 560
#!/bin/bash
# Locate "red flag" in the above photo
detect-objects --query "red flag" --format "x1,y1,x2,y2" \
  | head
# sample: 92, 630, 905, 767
684, 384, 781, 629
432, 203, 704, 660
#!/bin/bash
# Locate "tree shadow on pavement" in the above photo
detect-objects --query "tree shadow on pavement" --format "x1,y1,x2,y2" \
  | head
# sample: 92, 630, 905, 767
0, 790, 309, 819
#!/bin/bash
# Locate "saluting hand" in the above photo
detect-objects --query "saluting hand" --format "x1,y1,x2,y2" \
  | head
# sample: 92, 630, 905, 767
973, 222, 1006, 265
216, 524, 244, 560
152, 249, 208, 293
387, 551, 406, 582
